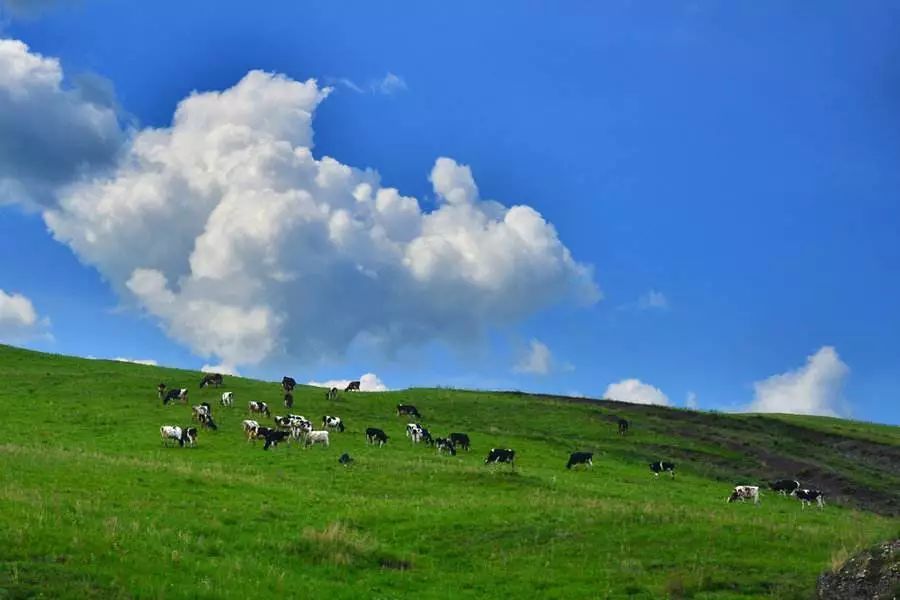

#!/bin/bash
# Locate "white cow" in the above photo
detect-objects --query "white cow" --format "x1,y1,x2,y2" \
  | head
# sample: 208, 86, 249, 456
221, 392, 234, 407
305, 430, 330, 448
727, 485, 760, 504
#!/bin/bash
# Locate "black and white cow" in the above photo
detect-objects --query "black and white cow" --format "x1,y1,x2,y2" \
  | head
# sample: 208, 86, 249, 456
160, 425, 197, 448
435, 438, 457, 456
419, 427, 434, 446
326, 387, 338, 401
792, 488, 825, 509
449, 432, 470, 451
221, 392, 234, 407
769, 479, 800, 496
406, 423, 423, 442
366, 427, 388, 446
649, 461, 676, 478
242, 419, 259, 441
253, 426, 273, 443
283, 393, 294, 409
282, 376, 296, 392
262, 430, 290, 450
617, 419, 629, 435
566, 452, 594, 470
248, 401, 270, 418
322, 415, 345, 432
161, 387, 188, 405
200, 373, 223, 388
727, 485, 760, 504
345, 380, 361, 392
397, 404, 421, 418
485, 448, 515, 466
192, 403, 210, 421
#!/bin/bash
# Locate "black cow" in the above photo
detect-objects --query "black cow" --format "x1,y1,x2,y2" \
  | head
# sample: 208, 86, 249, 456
617, 419, 629, 435
162, 388, 188, 405
566, 452, 594, 470
435, 438, 456, 456
397, 404, 421, 418
793, 488, 825, 509
284, 393, 294, 409
649, 461, 676, 478
263, 430, 290, 450
252, 426, 273, 443
419, 427, 434, 446
485, 448, 515, 466
200, 373, 223, 388
345, 380, 361, 392
449, 432, 470, 451
338, 453, 354, 466
365, 427, 388, 446
769, 479, 800, 496
282, 376, 296, 392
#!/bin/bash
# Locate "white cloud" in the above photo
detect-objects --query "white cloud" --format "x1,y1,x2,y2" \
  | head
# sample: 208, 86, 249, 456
334, 72, 407, 95
603, 378, 670, 406
637, 290, 669, 311
513, 339, 553, 375
0, 288, 49, 341
113, 357, 158, 366
31, 63, 598, 369
746, 346, 848, 417
0, 39, 125, 207
202, 363, 240, 376
685, 391, 698, 409
307, 373, 388, 392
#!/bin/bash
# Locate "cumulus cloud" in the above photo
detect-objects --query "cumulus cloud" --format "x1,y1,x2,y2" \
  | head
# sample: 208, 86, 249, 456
0, 39, 125, 207
307, 373, 388, 392
513, 339, 553, 375
746, 346, 849, 417
202, 363, 240, 376
0, 288, 49, 341
603, 378, 670, 406
34, 64, 598, 369
114, 357, 158, 366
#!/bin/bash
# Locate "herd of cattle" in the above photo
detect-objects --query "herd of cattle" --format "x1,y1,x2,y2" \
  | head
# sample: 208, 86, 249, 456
155, 375, 827, 510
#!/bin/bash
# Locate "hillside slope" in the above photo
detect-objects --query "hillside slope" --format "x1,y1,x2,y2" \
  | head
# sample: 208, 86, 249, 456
0, 345, 897, 599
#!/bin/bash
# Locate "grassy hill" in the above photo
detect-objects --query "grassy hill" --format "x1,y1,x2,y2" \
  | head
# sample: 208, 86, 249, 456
0, 344, 897, 599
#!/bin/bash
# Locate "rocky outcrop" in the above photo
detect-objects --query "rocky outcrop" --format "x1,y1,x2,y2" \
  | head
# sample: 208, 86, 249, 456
817, 540, 899, 599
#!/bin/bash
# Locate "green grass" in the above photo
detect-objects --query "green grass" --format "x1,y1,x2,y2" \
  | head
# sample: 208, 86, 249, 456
0, 345, 897, 599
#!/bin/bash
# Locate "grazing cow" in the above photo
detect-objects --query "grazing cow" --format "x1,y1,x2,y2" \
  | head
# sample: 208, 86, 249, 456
248, 401, 270, 418
160, 425, 197, 448
192, 403, 210, 421
419, 427, 434, 446
406, 423, 423, 441
345, 380, 361, 392
617, 419, 629, 435
262, 430, 290, 450
326, 387, 338, 401
793, 488, 825, 509
485, 448, 515, 466
366, 427, 388, 446
435, 438, 457, 456
338, 453, 353, 466
769, 479, 800, 496
305, 430, 330, 448
162, 388, 188, 405
253, 426, 273, 442
322, 416, 345, 432
242, 420, 259, 440
221, 392, 234, 407
397, 404, 421, 418
449, 432, 470, 451
566, 452, 594, 470
200, 373, 223, 388
282, 376, 296, 392
649, 461, 676, 478
727, 485, 760, 504
283, 393, 294, 409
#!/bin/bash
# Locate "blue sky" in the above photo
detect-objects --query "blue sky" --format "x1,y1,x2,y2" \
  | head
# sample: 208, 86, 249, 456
1, 1, 898, 423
